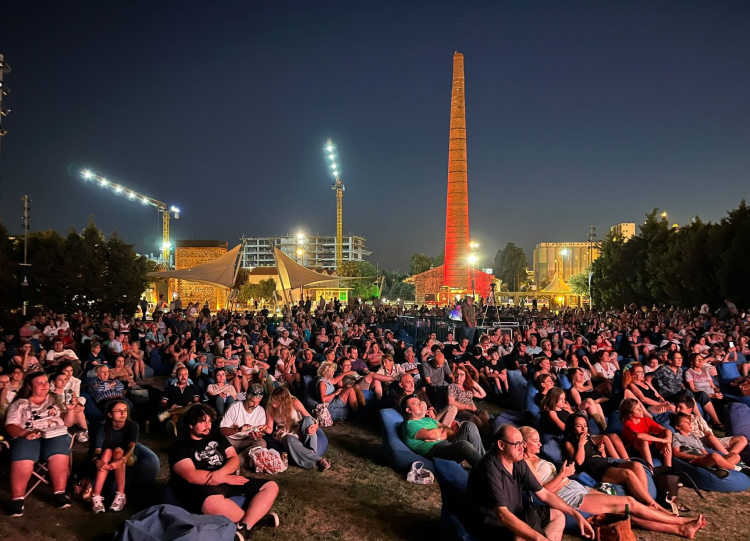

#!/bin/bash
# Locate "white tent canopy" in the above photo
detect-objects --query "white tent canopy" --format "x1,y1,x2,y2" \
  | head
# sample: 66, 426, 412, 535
274, 248, 342, 290
148, 244, 243, 289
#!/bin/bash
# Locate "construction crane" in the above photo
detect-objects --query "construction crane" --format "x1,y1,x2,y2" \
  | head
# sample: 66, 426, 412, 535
325, 138, 344, 269
79, 169, 180, 265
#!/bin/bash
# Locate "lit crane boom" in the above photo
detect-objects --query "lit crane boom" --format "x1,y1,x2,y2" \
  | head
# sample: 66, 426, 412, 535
325, 139, 344, 269
80, 169, 179, 264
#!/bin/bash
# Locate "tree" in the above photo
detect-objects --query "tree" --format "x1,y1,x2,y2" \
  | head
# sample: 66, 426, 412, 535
386, 280, 415, 301
493, 243, 528, 291
409, 253, 433, 275
238, 278, 277, 303
568, 267, 592, 298
0, 217, 154, 319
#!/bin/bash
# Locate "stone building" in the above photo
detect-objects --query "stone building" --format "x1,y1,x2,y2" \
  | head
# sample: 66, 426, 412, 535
169, 240, 229, 310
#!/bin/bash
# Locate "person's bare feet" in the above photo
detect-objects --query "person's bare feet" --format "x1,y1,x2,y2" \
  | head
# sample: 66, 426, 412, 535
678, 515, 707, 539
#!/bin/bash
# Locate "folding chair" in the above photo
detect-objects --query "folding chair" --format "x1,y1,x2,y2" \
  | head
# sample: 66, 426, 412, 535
24, 433, 75, 498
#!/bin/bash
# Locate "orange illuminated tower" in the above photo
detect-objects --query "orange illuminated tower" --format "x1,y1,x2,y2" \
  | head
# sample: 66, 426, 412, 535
443, 52, 470, 290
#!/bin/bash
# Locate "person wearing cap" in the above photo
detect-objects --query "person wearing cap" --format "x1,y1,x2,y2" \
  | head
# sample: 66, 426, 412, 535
219, 384, 268, 458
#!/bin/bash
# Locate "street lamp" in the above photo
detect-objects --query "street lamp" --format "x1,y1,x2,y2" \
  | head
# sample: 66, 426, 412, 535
560, 248, 569, 279
661, 211, 668, 219
468, 254, 478, 298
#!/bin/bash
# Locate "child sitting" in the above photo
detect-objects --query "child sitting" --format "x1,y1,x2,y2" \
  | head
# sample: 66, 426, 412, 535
671, 412, 748, 478
620, 398, 673, 468
90, 399, 139, 514
674, 395, 749, 457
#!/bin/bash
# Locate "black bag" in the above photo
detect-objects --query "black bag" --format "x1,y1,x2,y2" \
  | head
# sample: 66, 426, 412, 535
652, 466, 704, 515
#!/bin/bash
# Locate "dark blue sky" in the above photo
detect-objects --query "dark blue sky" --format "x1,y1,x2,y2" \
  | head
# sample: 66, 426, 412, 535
1, 1, 748, 270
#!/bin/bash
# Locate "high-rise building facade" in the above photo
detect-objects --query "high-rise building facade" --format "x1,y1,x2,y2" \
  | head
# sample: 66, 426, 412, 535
240, 234, 370, 269
610, 222, 636, 240
533, 242, 599, 285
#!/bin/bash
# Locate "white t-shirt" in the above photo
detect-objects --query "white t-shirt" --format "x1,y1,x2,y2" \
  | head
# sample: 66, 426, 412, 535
594, 362, 616, 380
219, 402, 267, 440
5, 395, 66, 432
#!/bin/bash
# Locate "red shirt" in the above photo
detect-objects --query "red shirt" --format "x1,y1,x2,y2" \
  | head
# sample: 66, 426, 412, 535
622, 416, 663, 447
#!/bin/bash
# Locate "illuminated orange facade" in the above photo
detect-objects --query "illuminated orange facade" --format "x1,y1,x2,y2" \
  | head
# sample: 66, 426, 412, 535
444, 52, 470, 290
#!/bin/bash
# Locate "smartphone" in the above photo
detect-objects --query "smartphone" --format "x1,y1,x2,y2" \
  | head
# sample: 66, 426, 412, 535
729, 342, 734, 349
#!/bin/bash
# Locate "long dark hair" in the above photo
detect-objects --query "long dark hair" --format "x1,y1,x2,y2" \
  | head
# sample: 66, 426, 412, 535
562, 411, 590, 444
13, 371, 48, 402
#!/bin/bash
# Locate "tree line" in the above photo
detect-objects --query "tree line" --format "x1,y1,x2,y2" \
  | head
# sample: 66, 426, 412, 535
0, 218, 156, 324
591, 202, 750, 309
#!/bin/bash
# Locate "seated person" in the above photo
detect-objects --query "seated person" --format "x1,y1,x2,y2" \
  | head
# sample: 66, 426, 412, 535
169, 404, 279, 536
219, 384, 268, 458
620, 398, 673, 468
159, 366, 200, 437
0, 367, 25, 420
5, 371, 81, 516
465, 424, 593, 541
522, 426, 706, 539
89, 365, 129, 412
623, 363, 675, 415
671, 412, 748, 478
507, 342, 532, 374
534, 373, 556, 406
50, 371, 88, 442
316, 362, 363, 420
539, 388, 573, 439
238, 353, 274, 396
422, 351, 454, 390
207, 368, 237, 417
448, 365, 491, 437
673, 395, 748, 456
109, 355, 136, 388
45, 338, 81, 375
563, 413, 659, 509
12, 341, 43, 374
90, 399, 138, 514
481, 348, 508, 394
263, 387, 329, 471
122, 341, 146, 381
400, 393, 485, 467
567, 368, 608, 432
391, 373, 457, 427
84, 342, 109, 376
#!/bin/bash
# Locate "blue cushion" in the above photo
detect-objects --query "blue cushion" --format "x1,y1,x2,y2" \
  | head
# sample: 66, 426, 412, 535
490, 410, 538, 434
433, 458, 480, 541
672, 457, 750, 492
506, 370, 527, 410
302, 375, 321, 412
606, 410, 623, 434
379, 408, 434, 474
540, 437, 565, 467
724, 402, 750, 444
557, 374, 572, 391
522, 383, 541, 423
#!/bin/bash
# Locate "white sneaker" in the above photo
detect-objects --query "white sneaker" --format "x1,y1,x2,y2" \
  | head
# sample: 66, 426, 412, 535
76, 430, 89, 443
92, 494, 106, 514
110, 492, 126, 512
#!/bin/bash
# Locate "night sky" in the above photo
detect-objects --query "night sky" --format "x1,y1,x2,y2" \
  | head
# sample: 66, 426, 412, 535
1, 1, 748, 270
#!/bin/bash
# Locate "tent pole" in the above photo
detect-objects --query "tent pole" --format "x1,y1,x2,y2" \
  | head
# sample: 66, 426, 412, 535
273, 246, 290, 306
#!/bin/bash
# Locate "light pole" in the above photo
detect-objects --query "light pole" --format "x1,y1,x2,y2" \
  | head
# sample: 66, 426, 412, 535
468, 254, 478, 298
296, 232, 306, 265
560, 248, 569, 280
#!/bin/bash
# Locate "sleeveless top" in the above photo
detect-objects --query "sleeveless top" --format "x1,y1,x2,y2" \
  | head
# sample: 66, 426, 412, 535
539, 409, 570, 437
317, 377, 335, 401
634, 382, 660, 403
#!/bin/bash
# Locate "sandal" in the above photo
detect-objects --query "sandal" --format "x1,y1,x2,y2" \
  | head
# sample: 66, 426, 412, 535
317, 458, 331, 472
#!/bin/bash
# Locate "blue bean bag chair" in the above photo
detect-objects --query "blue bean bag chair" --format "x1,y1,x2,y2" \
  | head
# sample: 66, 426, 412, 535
716, 362, 750, 406
557, 373, 572, 391
672, 457, 750, 492
521, 382, 541, 424
379, 407, 434, 474
505, 370, 527, 411
117, 504, 237, 541
148, 350, 171, 376
301, 375, 322, 412
605, 410, 623, 434
490, 410, 537, 434
719, 401, 750, 462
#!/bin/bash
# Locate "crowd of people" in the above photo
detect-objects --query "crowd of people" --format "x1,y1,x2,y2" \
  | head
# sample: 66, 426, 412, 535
0, 295, 749, 540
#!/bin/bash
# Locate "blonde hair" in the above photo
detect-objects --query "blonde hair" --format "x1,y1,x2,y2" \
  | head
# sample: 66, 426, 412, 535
269, 386, 295, 430
520, 426, 538, 441
317, 362, 336, 378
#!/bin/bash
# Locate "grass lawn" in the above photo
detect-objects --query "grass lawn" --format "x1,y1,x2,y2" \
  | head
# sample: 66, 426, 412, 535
1, 417, 749, 541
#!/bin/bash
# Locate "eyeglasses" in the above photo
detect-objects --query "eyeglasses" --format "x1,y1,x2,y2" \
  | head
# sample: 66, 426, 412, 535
501, 439, 526, 449
110, 409, 128, 414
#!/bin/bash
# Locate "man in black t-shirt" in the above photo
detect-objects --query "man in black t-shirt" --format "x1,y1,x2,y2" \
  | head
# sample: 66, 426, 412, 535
169, 405, 279, 535
466, 425, 593, 541
508, 342, 533, 375
160, 366, 201, 436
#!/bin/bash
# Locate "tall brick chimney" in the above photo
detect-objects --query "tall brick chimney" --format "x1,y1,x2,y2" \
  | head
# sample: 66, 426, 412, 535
443, 52, 470, 290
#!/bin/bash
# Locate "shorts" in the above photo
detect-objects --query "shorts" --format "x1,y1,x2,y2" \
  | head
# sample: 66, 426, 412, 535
173, 477, 270, 514
557, 480, 590, 509
472, 505, 551, 538
719, 437, 734, 447
11, 434, 72, 462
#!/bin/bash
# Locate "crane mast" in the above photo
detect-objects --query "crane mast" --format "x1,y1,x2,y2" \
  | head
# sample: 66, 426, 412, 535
79, 169, 179, 265
326, 139, 344, 270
